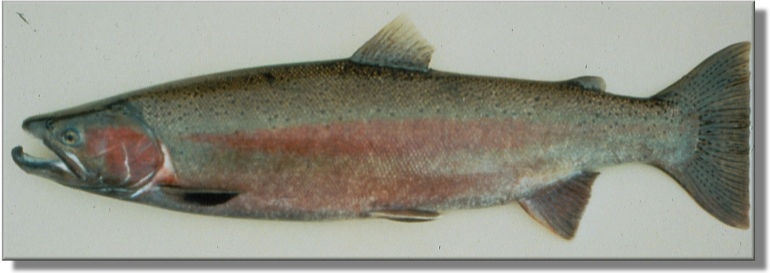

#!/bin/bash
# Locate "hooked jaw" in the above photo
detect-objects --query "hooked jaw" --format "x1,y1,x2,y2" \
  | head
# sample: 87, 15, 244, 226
12, 118, 86, 187
12, 146, 81, 184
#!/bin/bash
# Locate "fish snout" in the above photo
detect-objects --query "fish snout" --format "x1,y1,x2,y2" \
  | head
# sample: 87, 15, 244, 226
22, 117, 52, 139
15, 116, 85, 184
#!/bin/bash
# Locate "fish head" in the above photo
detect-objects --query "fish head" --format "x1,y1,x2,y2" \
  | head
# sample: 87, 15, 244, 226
13, 103, 165, 198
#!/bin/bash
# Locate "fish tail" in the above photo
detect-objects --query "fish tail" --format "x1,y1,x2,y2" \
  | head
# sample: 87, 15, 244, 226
652, 42, 751, 228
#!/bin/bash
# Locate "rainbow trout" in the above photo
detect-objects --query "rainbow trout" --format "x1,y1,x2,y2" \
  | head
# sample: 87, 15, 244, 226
12, 17, 751, 239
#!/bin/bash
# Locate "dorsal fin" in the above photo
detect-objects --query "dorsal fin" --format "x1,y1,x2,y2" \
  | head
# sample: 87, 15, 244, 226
518, 171, 599, 239
350, 15, 434, 72
564, 76, 606, 92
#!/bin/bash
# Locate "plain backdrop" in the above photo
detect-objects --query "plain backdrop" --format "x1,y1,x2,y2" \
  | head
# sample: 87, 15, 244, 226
3, 2, 754, 259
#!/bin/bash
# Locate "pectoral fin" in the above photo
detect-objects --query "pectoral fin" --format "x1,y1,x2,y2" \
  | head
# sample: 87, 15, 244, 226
160, 185, 240, 206
370, 209, 440, 222
518, 171, 599, 239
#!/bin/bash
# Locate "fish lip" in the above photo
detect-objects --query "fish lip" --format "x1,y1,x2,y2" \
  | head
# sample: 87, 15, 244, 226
12, 146, 60, 171
13, 146, 119, 193
14, 145, 142, 196
12, 145, 80, 183
12, 137, 95, 190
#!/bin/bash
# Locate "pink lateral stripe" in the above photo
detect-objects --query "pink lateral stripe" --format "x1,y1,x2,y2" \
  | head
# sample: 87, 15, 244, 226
184, 119, 544, 156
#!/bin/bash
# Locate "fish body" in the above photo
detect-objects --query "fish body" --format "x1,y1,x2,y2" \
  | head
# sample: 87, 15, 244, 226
12, 17, 751, 239
122, 62, 680, 219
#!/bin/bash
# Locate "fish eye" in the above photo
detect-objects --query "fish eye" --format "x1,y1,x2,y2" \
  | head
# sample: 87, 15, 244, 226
61, 129, 81, 146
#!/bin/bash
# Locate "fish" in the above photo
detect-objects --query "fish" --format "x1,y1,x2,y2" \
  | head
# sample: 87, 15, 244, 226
11, 16, 751, 240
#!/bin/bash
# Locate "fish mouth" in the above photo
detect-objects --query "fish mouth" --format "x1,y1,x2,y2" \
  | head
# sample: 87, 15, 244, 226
14, 116, 90, 186
12, 145, 84, 186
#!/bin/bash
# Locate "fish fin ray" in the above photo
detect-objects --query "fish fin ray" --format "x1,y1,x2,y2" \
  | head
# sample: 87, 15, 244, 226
370, 209, 440, 222
350, 15, 434, 72
652, 42, 751, 229
518, 171, 599, 240
563, 76, 606, 92
160, 185, 240, 206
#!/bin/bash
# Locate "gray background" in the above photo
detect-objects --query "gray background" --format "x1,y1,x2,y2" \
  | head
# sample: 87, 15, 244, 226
3, 2, 754, 259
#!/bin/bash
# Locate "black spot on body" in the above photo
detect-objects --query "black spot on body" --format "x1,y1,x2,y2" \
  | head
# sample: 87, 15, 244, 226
263, 72, 276, 84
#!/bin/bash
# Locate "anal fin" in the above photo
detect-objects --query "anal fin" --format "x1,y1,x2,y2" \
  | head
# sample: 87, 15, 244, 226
370, 209, 440, 222
518, 171, 599, 240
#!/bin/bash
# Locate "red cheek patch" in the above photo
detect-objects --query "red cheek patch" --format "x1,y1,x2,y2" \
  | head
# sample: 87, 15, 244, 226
84, 126, 163, 186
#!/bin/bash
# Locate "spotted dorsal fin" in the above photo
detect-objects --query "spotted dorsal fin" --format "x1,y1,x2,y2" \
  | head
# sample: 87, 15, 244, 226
350, 15, 434, 72
564, 76, 606, 92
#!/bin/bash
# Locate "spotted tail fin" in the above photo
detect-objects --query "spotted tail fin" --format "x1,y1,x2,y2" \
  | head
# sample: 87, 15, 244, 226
653, 42, 751, 228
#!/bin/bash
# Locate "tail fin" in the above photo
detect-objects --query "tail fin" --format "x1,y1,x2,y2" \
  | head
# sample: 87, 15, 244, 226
652, 42, 751, 228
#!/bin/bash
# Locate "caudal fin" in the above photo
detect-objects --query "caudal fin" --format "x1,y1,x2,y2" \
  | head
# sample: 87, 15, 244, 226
653, 42, 751, 228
